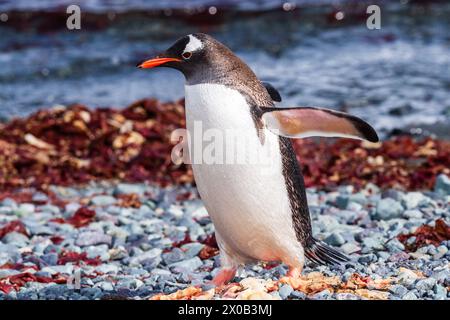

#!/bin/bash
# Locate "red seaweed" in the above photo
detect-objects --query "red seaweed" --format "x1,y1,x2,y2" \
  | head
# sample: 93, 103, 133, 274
0, 99, 449, 192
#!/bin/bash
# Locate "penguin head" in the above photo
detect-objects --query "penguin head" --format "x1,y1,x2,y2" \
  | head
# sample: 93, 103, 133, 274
138, 33, 234, 81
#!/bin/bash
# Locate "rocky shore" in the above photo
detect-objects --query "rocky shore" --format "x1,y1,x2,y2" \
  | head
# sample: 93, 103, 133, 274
0, 102, 449, 300
0, 178, 448, 300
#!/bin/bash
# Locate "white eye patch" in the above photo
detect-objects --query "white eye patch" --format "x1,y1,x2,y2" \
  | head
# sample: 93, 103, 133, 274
183, 35, 203, 54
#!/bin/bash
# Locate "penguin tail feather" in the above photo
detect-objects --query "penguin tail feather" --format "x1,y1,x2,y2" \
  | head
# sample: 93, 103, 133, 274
305, 238, 349, 265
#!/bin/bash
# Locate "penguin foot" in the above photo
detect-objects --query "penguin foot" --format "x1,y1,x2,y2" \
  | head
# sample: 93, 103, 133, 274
210, 267, 237, 287
287, 266, 302, 278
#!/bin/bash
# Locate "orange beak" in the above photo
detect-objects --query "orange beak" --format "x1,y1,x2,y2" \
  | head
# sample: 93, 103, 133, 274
137, 57, 181, 69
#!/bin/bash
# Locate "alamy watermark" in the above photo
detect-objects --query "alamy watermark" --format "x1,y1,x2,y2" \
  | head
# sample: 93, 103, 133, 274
366, 5, 381, 29
66, 4, 81, 30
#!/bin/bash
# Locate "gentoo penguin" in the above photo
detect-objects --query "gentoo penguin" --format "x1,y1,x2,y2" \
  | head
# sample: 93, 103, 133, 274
138, 33, 379, 286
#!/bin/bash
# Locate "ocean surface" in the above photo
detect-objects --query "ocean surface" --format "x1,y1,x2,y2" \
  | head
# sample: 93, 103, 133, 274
0, 0, 449, 137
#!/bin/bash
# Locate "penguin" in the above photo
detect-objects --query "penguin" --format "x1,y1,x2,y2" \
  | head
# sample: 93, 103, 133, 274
138, 33, 379, 286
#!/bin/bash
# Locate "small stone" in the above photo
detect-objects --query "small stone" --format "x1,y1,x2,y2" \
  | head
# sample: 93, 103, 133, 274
64, 202, 81, 216
181, 243, 204, 259
402, 209, 423, 219
13, 203, 35, 217
1, 198, 17, 208
41, 252, 58, 266
362, 237, 384, 251
86, 245, 110, 261
433, 284, 447, 300
278, 284, 293, 299
358, 253, 377, 264
385, 238, 405, 253
162, 248, 185, 264
0, 269, 20, 278
32, 192, 48, 203
341, 243, 360, 255
389, 284, 408, 297
41, 265, 74, 275
95, 264, 119, 274
324, 232, 345, 246
434, 174, 450, 195
416, 278, 437, 291
290, 291, 306, 299
398, 269, 419, 287
310, 289, 332, 300
90, 195, 116, 206
170, 257, 203, 273
335, 293, 360, 300
373, 198, 403, 220
2, 232, 29, 246
401, 192, 426, 209
116, 278, 144, 290
432, 245, 448, 260
129, 248, 162, 267
402, 291, 418, 300
114, 183, 145, 196
335, 195, 349, 209
95, 281, 114, 291
75, 231, 112, 247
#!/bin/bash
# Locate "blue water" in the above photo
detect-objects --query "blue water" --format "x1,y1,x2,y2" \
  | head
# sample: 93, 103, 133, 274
0, 1, 449, 137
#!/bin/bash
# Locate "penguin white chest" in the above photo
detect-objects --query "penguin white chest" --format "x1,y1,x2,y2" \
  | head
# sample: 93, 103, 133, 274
184, 83, 304, 267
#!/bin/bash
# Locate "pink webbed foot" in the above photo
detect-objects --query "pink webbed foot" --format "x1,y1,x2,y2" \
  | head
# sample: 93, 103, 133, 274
210, 267, 237, 287
287, 266, 302, 278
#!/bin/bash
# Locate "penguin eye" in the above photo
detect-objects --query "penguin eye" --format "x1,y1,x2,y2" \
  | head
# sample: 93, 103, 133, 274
182, 51, 192, 60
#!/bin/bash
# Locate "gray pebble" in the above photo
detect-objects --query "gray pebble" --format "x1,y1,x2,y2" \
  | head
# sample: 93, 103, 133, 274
278, 284, 293, 299
2, 232, 29, 246
324, 232, 346, 246
90, 195, 116, 206
373, 198, 404, 220
170, 257, 203, 273
75, 231, 112, 247
114, 183, 146, 196
434, 174, 450, 195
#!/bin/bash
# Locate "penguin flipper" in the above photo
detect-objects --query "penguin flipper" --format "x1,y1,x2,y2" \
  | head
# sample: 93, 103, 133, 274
261, 106, 379, 143
305, 238, 349, 265
262, 82, 282, 102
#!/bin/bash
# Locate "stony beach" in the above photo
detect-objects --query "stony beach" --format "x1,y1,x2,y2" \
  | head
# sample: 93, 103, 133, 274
0, 176, 448, 300
0, 101, 449, 300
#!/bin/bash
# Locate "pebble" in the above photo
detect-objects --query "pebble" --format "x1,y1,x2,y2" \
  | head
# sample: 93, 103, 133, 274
324, 232, 346, 246
416, 278, 437, 291
75, 231, 112, 247
373, 198, 404, 220
114, 183, 145, 196
402, 192, 427, 209
90, 195, 117, 206
129, 248, 162, 267
0, 181, 448, 300
2, 232, 30, 246
389, 284, 408, 297
170, 257, 203, 273
402, 291, 418, 300
13, 203, 35, 217
434, 174, 450, 195
181, 243, 204, 259
278, 284, 293, 299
